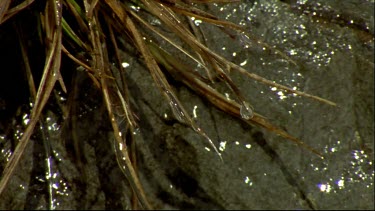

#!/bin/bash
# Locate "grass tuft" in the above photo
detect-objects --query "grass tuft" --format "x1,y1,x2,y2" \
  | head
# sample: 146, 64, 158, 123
0, 0, 338, 209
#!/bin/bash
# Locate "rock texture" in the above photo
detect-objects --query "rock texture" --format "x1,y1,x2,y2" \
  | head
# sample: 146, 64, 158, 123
0, 0, 373, 209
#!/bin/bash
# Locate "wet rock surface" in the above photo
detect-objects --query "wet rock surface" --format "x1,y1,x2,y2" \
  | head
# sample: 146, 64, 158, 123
0, 0, 374, 209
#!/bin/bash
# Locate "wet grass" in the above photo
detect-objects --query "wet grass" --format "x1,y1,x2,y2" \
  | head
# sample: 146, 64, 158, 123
0, 0, 340, 209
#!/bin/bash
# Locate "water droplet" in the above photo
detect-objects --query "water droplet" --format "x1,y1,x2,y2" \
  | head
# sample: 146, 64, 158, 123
240, 101, 254, 120
194, 19, 202, 26
219, 141, 227, 152
240, 60, 248, 66
193, 105, 198, 118
121, 62, 130, 68
191, 124, 223, 161
169, 101, 184, 122
165, 90, 185, 122
132, 126, 140, 135
191, 124, 201, 133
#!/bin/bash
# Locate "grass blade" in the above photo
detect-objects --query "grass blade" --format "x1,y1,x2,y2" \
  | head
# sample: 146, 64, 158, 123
0, 0, 63, 197
149, 42, 324, 158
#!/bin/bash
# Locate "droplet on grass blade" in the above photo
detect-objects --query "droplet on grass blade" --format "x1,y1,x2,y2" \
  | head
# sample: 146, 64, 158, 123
192, 125, 223, 162
240, 101, 254, 120
164, 90, 187, 123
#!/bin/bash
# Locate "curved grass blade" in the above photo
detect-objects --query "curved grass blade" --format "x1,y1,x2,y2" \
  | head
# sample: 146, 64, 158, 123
106, 0, 223, 161
16, 22, 58, 209
140, 0, 336, 107
0, 0, 35, 24
128, 1, 255, 119
82, 2, 152, 208
102, 78, 153, 209
149, 42, 324, 158
0, 0, 63, 196
160, 0, 297, 65
0, 0, 11, 23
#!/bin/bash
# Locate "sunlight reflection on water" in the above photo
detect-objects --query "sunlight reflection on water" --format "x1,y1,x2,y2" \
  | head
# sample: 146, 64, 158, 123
211, 0, 374, 207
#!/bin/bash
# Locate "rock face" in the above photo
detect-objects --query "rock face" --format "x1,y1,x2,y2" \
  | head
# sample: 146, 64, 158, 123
0, 0, 373, 209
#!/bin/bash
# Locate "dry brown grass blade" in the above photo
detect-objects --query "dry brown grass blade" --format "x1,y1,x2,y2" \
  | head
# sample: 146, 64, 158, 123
0, 0, 11, 23
0, 0, 35, 24
167, 1, 243, 30
230, 63, 337, 106
84, 2, 151, 208
102, 78, 153, 210
106, 0, 223, 161
86, 0, 99, 19
16, 23, 37, 99
133, 0, 251, 118
142, 0, 336, 106
61, 45, 92, 72
162, 0, 297, 65
149, 42, 324, 158
203, 57, 255, 118
61, 45, 101, 88
0, 0, 63, 196
126, 9, 211, 81
107, 24, 138, 130
185, 0, 240, 3
154, 0, 239, 4
138, 0, 244, 101
107, 24, 141, 208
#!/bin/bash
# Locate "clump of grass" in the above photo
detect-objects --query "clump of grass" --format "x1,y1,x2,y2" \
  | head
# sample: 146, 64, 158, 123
0, 0, 336, 209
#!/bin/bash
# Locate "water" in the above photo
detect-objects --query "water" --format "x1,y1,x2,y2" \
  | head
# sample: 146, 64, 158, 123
191, 0, 374, 209
239, 101, 254, 120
